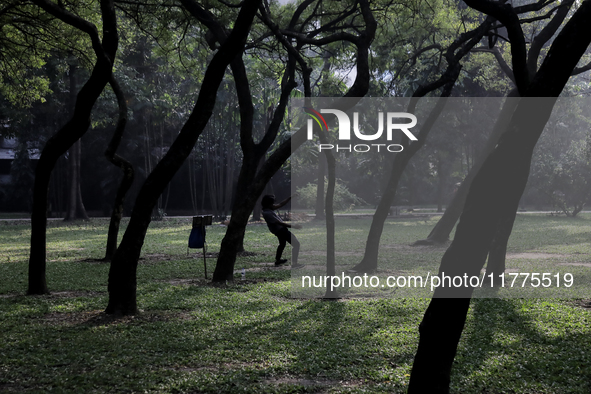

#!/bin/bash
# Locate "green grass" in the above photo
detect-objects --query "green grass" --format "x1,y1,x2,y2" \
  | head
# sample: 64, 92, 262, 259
1, 215, 591, 393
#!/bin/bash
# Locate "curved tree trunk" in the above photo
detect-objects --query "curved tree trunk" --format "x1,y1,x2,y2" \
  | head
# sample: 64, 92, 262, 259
312, 117, 337, 298
347, 17, 494, 274
347, 95, 453, 273
212, 0, 376, 282
27, 0, 118, 295
323, 150, 337, 298
408, 97, 556, 394
104, 75, 134, 261
64, 64, 89, 222
105, 0, 260, 314
409, 1, 591, 389
416, 89, 520, 245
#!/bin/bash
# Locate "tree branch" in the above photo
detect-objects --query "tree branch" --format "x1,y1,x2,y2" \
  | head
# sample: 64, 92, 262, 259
572, 60, 591, 76
414, 17, 492, 98
527, 0, 574, 74
527, 0, 591, 97
463, 0, 530, 94
472, 47, 516, 84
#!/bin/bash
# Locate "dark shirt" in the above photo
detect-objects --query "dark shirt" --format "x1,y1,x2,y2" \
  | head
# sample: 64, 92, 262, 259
262, 208, 284, 234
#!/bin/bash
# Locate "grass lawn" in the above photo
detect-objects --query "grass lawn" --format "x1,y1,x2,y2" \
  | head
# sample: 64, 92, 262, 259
1, 215, 591, 393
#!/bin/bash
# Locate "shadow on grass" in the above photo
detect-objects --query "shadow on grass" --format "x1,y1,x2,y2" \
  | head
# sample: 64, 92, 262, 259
2, 272, 591, 393
453, 297, 591, 393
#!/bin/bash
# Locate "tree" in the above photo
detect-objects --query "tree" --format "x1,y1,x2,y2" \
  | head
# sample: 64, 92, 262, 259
416, 0, 591, 245
211, 0, 377, 282
408, 1, 591, 391
476, 0, 589, 283
105, 0, 261, 314
347, 14, 494, 274
63, 65, 89, 221
416, 89, 519, 245
27, 0, 119, 295
103, 75, 134, 261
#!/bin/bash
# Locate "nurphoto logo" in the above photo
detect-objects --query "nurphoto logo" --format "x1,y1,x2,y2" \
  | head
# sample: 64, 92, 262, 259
304, 107, 418, 153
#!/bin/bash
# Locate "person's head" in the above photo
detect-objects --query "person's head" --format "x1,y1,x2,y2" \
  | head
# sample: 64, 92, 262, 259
261, 195, 275, 209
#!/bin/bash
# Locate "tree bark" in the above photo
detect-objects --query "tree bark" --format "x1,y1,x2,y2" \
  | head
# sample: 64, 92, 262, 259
348, 96, 450, 273
409, 97, 557, 394
416, 89, 519, 245
104, 75, 134, 261
63, 64, 89, 222
320, 130, 337, 298
347, 17, 494, 274
212, 0, 377, 282
64, 138, 89, 221
105, 0, 261, 314
409, 1, 591, 390
485, 213, 514, 285
28, 0, 118, 295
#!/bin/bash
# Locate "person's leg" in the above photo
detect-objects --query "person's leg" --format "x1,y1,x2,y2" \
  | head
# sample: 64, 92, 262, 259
288, 231, 300, 265
275, 232, 287, 262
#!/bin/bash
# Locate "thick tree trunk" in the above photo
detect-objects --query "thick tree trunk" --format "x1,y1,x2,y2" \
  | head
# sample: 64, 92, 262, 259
104, 162, 133, 260
104, 76, 134, 261
106, 0, 260, 313
252, 197, 262, 222
63, 65, 89, 222
214, 205, 251, 280
485, 213, 515, 285
64, 139, 89, 221
213, 155, 258, 280
409, 4, 591, 383
27, 0, 118, 295
212, 1, 376, 282
418, 90, 519, 244
348, 17, 495, 274
409, 98, 556, 393
409, 297, 471, 392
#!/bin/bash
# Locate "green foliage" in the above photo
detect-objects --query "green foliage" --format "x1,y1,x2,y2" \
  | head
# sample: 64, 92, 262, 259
296, 179, 367, 211
528, 100, 591, 216
547, 142, 591, 216
0, 2, 100, 108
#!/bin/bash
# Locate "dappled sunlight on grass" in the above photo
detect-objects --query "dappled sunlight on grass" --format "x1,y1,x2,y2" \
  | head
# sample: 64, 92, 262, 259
1, 216, 591, 392
2, 279, 590, 393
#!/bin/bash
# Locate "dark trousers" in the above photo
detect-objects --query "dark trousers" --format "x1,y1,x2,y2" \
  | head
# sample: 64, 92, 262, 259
274, 227, 300, 263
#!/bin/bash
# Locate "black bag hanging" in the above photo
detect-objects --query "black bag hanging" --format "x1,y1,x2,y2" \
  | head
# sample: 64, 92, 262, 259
187, 215, 212, 278
188, 226, 206, 249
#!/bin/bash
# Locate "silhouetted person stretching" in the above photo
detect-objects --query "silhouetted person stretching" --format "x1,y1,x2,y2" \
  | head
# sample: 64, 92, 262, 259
261, 195, 304, 269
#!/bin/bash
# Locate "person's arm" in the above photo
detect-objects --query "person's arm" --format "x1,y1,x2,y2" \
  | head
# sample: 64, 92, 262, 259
277, 221, 302, 229
272, 196, 302, 229
272, 196, 291, 210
